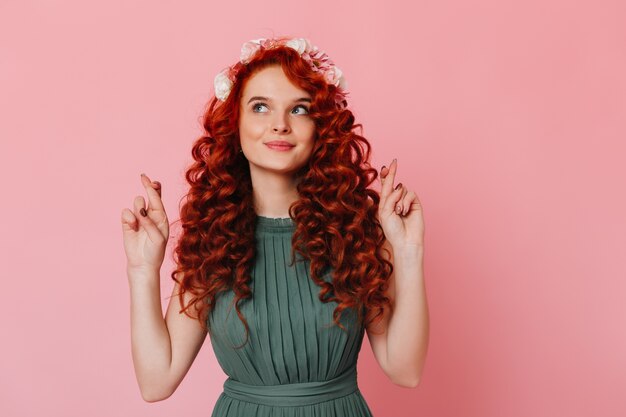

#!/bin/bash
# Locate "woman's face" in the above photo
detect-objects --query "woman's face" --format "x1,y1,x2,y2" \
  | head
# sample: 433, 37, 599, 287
238, 65, 316, 176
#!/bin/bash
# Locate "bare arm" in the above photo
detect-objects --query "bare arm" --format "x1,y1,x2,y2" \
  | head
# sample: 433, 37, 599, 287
366, 240, 429, 388
129, 268, 208, 402
366, 158, 429, 387
124, 174, 209, 402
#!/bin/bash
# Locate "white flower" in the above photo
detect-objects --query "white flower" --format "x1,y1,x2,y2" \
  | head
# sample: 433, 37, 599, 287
214, 69, 233, 101
240, 39, 264, 64
337, 73, 347, 90
323, 65, 347, 89
285, 38, 312, 55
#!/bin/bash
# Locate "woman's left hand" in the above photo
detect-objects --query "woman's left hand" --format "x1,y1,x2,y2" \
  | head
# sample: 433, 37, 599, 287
378, 158, 425, 249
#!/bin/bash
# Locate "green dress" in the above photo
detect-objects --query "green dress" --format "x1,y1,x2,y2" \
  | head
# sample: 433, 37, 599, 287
208, 215, 375, 416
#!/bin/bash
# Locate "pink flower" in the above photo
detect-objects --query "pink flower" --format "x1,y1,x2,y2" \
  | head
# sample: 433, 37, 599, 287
285, 38, 312, 55
240, 39, 263, 64
323, 66, 343, 87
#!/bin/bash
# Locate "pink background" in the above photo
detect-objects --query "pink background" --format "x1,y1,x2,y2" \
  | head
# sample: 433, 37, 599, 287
1, 0, 624, 416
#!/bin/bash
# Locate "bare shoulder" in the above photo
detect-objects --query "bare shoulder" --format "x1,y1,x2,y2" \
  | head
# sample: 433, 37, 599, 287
163, 272, 210, 394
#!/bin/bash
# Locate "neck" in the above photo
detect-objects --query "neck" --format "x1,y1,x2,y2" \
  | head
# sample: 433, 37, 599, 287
250, 166, 300, 218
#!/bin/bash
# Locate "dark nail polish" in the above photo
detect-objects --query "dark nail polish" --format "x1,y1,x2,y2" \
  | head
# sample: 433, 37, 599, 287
140, 208, 147, 217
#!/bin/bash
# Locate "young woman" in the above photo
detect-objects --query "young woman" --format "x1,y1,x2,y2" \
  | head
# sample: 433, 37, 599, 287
122, 36, 429, 417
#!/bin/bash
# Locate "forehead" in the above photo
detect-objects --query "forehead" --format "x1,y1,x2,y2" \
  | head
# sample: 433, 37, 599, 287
241, 65, 311, 100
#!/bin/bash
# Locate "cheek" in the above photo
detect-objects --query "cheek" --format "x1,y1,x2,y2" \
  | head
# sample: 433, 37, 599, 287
299, 137, 316, 158
295, 121, 316, 140
239, 117, 265, 139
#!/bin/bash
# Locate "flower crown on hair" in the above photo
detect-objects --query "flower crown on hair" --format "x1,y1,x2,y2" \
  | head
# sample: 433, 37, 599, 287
213, 37, 349, 109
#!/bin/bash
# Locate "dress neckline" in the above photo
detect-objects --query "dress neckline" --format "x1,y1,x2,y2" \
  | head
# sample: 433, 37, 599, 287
255, 215, 296, 232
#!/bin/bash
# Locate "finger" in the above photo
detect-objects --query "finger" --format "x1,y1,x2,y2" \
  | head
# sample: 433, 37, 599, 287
133, 196, 166, 244
402, 191, 418, 216
121, 208, 139, 232
382, 181, 404, 215
395, 185, 408, 215
380, 165, 388, 179
381, 158, 398, 200
153, 180, 161, 198
141, 173, 162, 209
140, 173, 165, 213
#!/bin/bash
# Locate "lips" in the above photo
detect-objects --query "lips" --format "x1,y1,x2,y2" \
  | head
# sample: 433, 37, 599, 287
265, 141, 295, 147
265, 141, 296, 151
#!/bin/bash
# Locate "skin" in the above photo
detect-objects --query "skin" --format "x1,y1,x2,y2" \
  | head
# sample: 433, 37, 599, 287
364, 159, 429, 388
238, 64, 316, 218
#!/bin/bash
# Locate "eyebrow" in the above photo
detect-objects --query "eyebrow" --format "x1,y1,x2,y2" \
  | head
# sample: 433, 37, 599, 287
246, 96, 312, 104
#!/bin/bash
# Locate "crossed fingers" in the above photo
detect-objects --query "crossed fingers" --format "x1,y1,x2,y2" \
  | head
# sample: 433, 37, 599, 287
380, 158, 414, 216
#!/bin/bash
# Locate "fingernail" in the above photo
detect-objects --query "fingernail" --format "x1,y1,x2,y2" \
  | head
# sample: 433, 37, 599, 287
395, 182, 402, 190
396, 205, 402, 214
393, 158, 397, 164
140, 208, 147, 217
152, 181, 160, 189
381, 165, 386, 172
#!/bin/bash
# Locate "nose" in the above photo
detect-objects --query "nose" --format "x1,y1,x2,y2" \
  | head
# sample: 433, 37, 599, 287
271, 113, 291, 134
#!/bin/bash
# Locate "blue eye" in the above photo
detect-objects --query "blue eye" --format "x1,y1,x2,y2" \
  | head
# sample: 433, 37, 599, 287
252, 102, 268, 113
251, 102, 309, 115
292, 105, 310, 115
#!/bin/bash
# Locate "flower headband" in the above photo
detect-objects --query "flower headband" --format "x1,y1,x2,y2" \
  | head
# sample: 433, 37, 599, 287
213, 37, 349, 109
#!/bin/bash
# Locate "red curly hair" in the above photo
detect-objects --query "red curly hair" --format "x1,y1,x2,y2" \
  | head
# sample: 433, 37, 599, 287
170, 38, 393, 349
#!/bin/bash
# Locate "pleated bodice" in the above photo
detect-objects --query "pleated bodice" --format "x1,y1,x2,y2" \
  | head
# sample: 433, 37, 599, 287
207, 215, 374, 416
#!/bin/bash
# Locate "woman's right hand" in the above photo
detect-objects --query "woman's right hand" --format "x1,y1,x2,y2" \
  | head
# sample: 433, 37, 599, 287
121, 173, 169, 274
